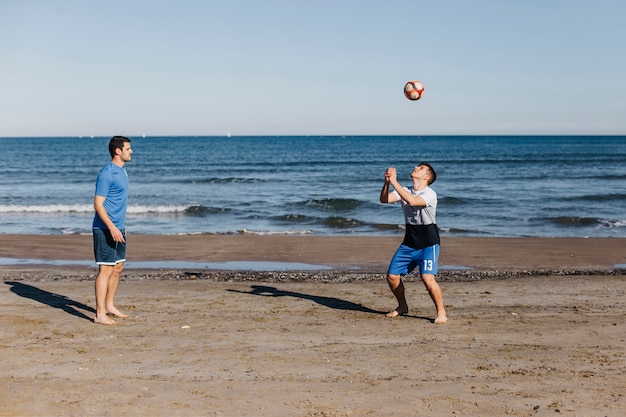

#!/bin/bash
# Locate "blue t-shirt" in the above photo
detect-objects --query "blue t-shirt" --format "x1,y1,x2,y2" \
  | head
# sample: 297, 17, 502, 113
93, 162, 129, 230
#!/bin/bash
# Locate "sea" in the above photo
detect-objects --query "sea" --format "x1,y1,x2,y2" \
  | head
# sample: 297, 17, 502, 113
1, 135, 625, 238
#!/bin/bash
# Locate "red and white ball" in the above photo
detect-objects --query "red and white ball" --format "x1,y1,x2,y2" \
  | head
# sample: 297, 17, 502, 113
404, 80, 425, 101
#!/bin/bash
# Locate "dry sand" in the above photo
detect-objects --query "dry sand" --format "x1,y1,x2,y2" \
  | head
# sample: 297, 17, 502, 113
1, 235, 625, 416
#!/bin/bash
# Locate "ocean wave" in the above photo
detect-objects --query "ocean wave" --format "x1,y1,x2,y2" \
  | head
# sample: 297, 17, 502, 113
0, 204, 226, 215
586, 174, 626, 180
440, 196, 503, 207
547, 216, 625, 228
132, 176, 267, 185
438, 226, 495, 235
274, 215, 401, 232
560, 193, 626, 202
182, 205, 232, 216
438, 196, 465, 205
369, 223, 404, 232
270, 214, 317, 223
299, 198, 365, 211
321, 216, 364, 228
239, 229, 313, 235
189, 177, 267, 184
0, 204, 94, 213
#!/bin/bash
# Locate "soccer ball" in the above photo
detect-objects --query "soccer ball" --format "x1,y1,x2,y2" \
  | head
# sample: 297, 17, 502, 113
404, 80, 425, 101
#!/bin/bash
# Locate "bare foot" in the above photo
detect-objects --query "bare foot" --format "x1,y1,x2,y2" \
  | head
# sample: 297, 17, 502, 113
94, 316, 118, 326
386, 308, 408, 318
106, 306, 129, 318
434, 315, 448, 324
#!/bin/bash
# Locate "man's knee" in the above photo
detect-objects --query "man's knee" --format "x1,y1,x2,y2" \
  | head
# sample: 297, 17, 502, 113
387, 274, 403, 289
421, 273, 437, 289
98, 263, 123, 278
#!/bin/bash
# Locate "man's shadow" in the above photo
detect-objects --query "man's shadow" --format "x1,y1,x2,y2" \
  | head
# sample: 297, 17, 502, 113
229, 285, 435, 322
228, 284, 388, 315
5, 281, 95, 322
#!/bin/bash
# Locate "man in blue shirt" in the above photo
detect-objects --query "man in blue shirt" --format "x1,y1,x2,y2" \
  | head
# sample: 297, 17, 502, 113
92, 136, 132, 325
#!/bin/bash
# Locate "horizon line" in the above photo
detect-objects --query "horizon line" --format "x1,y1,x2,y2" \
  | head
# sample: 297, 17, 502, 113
1, 133, 625, 139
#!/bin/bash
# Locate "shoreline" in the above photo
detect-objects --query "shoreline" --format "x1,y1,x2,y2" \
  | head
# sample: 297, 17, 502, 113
1, 234, 625, 282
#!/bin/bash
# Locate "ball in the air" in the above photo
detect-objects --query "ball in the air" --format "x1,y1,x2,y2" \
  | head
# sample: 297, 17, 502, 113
404, 80, 425, 101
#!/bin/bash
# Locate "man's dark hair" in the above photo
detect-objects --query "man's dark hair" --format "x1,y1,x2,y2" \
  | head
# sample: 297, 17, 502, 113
109, 136, 131, 158
419, 161, 437, 185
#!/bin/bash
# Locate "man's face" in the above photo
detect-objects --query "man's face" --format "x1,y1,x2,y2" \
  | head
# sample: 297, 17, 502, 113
118, 143, 133, 162
410, 164, 429, 181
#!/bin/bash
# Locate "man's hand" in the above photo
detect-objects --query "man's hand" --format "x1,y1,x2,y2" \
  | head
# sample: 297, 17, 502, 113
385, 167, 397, 183
109, 226, 125, 243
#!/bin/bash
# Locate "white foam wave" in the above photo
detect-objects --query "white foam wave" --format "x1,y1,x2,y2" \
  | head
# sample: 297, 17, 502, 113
0, 204, 193, 214
600, 219, 626, 228
126, 205, 191, 214
239, 228, 313, 236
0, 204, 93, 213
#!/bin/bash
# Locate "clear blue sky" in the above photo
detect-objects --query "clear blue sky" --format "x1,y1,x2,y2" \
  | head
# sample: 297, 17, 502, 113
1, 1, 624, 137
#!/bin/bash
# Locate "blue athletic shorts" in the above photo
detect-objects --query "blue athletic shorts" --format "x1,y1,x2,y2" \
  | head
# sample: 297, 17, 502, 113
387, 244, 439, 276
93, 228, 126, 266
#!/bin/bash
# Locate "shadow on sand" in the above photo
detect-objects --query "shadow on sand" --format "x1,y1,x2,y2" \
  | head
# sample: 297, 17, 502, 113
229, 285, 434, 322
5, 281, 95, 322
229, 284, 384, 314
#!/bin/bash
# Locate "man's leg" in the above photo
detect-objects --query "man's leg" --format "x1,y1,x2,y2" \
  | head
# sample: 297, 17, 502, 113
94, 265, 117, 325
105, 262, 128, 318
386, 273, 409, 317
421, 273, 447, 324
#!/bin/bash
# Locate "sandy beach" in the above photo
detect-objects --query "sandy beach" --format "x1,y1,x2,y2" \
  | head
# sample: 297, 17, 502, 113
1, 235, 625, 416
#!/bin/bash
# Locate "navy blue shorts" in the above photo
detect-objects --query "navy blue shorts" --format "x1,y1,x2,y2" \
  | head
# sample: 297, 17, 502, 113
93, 228, 126, 266
387, 244, 439, 276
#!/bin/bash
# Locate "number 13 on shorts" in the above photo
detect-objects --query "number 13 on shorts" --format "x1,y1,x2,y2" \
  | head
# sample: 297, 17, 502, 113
423, 259, 434, 272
